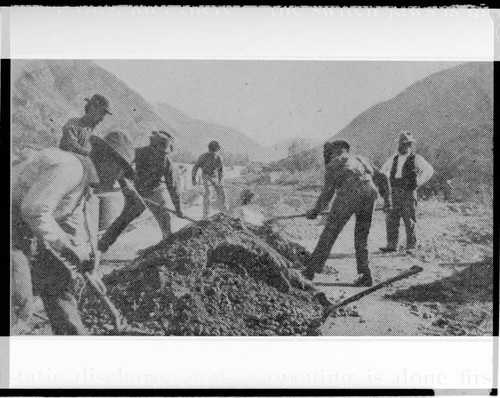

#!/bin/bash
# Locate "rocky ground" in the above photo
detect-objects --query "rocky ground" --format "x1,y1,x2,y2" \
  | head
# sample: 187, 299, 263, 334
23, 181, 494, 336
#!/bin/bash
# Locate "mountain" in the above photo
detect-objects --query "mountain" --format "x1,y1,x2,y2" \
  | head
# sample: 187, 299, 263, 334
154, 102, 273, 162
11, 60, 269, 163
12, 60, 176, 151
332, 62, 493, 167
273, 62, 493, 198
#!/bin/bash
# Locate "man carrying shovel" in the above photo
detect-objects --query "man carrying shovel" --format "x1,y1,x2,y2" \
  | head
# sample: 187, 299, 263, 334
12, 131, 137, 335
301, 140, 392, 287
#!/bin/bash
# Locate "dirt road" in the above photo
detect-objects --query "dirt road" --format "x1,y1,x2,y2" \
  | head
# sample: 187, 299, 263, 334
250, 184, 493, 336
24, 181, 493, 336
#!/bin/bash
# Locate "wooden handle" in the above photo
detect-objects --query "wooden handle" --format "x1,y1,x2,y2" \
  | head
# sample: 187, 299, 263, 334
322, 265, 423, 320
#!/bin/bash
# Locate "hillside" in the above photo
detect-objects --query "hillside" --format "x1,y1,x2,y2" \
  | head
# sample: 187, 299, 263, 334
11, 60, 267, 164
333, 62, 493, 166
267, 62, 493, 200
12, 60, 178, 151
154, 102, 273, 162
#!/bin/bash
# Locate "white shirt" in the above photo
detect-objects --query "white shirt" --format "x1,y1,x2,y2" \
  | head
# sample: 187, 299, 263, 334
380, 152, 434, 186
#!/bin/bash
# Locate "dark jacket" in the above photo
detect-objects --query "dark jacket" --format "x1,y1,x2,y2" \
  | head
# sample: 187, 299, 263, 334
134, 146, 181, 210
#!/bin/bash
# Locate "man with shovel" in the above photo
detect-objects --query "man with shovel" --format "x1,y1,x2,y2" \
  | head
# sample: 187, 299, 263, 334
192, 140, 228, 218
301, 140, 392, 287
12, 131, 137, 335
97, 130, 184, 253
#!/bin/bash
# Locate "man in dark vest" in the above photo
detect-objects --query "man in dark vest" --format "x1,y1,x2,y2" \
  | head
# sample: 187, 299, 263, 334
59, 94, 112, 157
302, 140, 392, 287
379, 131, 434, 254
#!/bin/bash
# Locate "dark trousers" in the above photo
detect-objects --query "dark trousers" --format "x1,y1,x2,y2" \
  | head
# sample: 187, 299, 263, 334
305, 183, 378, 276
32, 249, 88, 335
386, 187, 417, 250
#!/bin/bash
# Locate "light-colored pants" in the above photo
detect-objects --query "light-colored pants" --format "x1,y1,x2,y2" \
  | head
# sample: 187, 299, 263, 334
202, 174, 227, 218
145, 188, 172, 240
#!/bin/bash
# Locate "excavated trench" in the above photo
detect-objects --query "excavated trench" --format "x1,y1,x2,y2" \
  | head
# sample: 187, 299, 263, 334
80, 214, 327, 336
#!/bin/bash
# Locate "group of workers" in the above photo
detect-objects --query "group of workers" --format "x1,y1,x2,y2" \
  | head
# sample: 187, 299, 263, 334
11, 93, 434, 335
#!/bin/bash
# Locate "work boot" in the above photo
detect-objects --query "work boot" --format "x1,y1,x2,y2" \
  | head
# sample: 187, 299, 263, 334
379, 247, 397, 253
353, 273, 373, 287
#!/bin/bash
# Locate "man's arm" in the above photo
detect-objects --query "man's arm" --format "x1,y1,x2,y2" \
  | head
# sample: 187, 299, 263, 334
59, 124, 92, 157
20, 161, 87, 268
218, 155, 224, 182
415, 155, 434, 186
97, 178, 146, 253
164, 160, 182, 213
380, 154, 395, 177
372, 169, 392, 209
192, 154, 204, 183
310, 166, 338, 215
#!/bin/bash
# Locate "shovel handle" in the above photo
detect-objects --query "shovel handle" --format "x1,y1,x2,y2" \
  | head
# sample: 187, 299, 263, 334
142, 197, 198, 223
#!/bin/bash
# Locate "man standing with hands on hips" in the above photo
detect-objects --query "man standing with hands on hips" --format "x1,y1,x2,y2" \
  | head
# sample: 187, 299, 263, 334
379, 131, 434, 255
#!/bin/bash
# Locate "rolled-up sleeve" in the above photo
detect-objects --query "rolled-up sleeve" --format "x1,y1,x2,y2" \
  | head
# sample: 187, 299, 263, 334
415, 155, 434, 186
380, 154, 395, 177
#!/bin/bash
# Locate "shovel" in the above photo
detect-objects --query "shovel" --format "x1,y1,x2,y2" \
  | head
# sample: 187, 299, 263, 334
310, 265, 424, 328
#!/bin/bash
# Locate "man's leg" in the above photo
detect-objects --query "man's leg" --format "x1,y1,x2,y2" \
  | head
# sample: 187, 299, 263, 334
384, 189, 403, 250
354, 192, 376, 277
214, 183, 228, 213
402, 190, 418, 250
34, 249, 88, 335
146, 189, 173, 240
303, 198, 354, 279
11, 249, 34, 334
202, 175, 212, 218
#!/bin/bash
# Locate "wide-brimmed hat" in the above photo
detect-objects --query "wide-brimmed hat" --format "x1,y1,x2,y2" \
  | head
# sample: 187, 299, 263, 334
85, 94, 112, 115
90, 131, 135, 178
151, 130, 175, 144
396, 130, 415, 144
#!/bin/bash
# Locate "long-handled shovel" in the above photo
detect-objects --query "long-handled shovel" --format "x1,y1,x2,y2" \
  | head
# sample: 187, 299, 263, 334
310, 265, 423, 328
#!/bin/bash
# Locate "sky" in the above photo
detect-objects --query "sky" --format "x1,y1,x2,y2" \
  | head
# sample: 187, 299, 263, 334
95, 60, 465, 147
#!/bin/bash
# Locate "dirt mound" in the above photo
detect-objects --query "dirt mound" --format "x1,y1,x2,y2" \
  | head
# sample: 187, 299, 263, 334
80, 213, 324, 335
387, 258, 493, 304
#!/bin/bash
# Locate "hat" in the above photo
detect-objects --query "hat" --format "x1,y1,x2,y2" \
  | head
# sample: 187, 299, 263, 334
151, 130, 174, 143
396, 130, 415, 144
90, 131, 135, 178
85, 94, 112, 115
208, 140, 221, 151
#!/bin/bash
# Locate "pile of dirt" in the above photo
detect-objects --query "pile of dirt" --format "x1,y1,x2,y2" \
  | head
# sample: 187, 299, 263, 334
80, 213, 325, 336
387, 258, 493, 304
